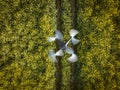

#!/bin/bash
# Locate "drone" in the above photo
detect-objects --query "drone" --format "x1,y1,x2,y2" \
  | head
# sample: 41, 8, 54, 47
48, 29, 79, 63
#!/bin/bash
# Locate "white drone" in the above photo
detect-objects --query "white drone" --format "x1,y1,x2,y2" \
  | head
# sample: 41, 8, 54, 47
48, 29, 79, 63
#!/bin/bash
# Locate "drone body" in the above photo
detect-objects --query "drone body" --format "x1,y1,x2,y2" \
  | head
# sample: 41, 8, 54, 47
48, 29, 79, 63
59, 41, 66, 50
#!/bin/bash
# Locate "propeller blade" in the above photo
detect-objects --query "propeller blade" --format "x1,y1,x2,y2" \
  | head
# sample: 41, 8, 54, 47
48, 37, 56, 42
70, 29, 79, 37
68, 53, 78, 62
55, 49, 64, 56
55, 30, 63, 40
71, 38, 79, 45
66, 47, 74, 54
48, 50, 57, 62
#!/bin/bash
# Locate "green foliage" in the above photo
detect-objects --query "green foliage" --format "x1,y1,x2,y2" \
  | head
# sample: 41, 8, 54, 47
61, 0, 71, 89
77, 0, 120, 90
0, 0, 56, 89
0, 0, 120, 90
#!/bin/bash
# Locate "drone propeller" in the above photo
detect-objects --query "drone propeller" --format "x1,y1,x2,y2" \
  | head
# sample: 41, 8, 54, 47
69, 29, 79, 45
55, 49, 64, 56
70, 29, 79, 37
48, 30, 63, 42
48, 37, 56, 42
66, 47, 74, 54
48, 49, 64, 63
71, 38, 79, 45
55, 30, 63, 40
48, 50, 57, 62
48, 29, 79, 63
66, 47, 78, 62
68, 53, 78, 62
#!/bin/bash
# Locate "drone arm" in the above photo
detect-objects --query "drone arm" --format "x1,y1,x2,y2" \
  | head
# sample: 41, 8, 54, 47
65, 38, 72, 47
